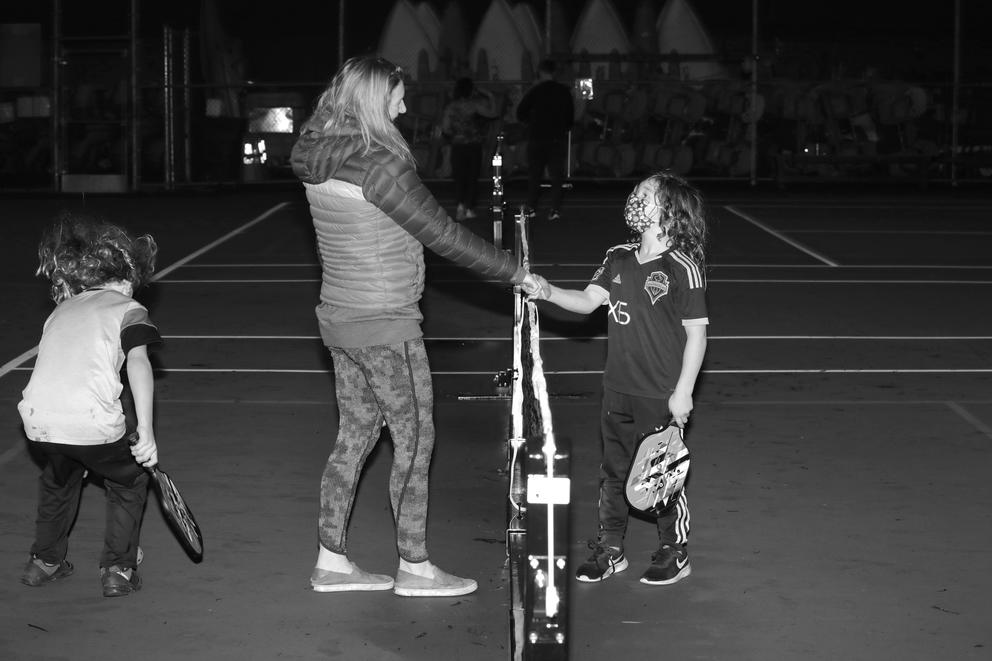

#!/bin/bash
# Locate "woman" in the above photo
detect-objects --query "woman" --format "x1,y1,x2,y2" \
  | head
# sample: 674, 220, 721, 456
291, 55, 540, 597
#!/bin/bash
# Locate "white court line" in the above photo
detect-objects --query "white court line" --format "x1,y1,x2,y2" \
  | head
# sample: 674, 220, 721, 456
158, 279, 321, 284
0, 202, 290, 380
788, 229, 992, 235
156, 276, 992, 285
152, 202, 290, 280
186, 263, 319, 268
946, 402, 992, 440
541, 277, 992, 285
154, 334, 992, 341
726, 203, 992, 210
724, 205, 840, 267
8, 367, 988, 376
0, 203, 293, 467
534, 263, 992, 269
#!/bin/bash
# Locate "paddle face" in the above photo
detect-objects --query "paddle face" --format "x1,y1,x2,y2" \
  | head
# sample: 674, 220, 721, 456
625, 425, 690, 515
150, 466, 203, 562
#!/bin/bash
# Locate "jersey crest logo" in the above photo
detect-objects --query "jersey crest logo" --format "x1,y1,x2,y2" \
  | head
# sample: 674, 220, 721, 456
644, 271, 669, 304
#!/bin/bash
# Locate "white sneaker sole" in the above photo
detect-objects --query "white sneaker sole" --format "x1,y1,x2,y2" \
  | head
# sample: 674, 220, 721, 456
575, 556, 629, 582
640, 563, 691, 585
393, 581, 477, 597
312, 580, 394, 593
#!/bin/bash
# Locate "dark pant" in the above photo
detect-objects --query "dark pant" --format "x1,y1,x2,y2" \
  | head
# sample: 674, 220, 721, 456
450, 142, 483, 208
30, 437, 149, 569
525, 137, 568, 211
597, 387, 690, 550
321, 339, 435, 562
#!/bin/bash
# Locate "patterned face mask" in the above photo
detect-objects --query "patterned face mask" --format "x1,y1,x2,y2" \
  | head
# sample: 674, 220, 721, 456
623, 192, 657, 233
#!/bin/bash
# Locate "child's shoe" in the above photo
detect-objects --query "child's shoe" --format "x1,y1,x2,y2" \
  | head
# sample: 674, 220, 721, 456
101, 565, 141, 597
548, 209, 561, 221
639, 543, 691, 585
21, 556, 74, 586
574, 541, 627, 582
464, 208, 477, 219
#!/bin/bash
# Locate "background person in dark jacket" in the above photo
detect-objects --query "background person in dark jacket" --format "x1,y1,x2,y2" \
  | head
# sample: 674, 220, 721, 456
291, 55, 542, 598
515, 59, 574, 221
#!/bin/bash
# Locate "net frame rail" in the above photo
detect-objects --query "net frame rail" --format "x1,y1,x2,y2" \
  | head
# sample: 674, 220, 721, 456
504, 205, 571, 661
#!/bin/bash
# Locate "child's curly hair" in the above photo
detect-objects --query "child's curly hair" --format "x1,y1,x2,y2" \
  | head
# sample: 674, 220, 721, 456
644, 171, 708, 269
37, 213, 158, 303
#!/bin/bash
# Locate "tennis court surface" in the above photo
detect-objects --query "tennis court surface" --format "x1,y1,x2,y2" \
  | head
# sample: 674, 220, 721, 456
1, 183, 990, 660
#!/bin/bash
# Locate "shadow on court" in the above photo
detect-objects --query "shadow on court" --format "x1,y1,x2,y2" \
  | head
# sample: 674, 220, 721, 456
1, 185, 990, 660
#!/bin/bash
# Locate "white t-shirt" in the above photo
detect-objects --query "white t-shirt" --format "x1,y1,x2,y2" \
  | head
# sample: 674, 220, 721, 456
18, 286, 161, 445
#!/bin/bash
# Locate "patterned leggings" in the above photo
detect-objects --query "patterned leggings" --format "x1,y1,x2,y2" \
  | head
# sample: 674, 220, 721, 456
320, 339, 434, 562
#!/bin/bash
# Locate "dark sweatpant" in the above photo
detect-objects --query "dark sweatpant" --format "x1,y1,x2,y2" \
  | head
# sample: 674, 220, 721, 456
320, 339, 435, 562
30, 437, 148, 569
597, 387, 690, 551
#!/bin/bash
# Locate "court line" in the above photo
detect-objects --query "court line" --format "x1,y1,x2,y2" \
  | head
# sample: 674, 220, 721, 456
153, 334, 992, 341
154, 277, 992, 285
534, 263, 992, 269
724, 205, 840, 266
540, 369, 992, 375
788, 229, 992, 235
157, 279, 321, 283
534, 278, 992, 285
0, 202, 290, 380
0, 202, 294, 468
722, 203, 992, 210
186, 263, 319, 268
8, 367, 988, 376
152, 202, 291, 280
179, 262, 992, 270
946, 402, 992, 440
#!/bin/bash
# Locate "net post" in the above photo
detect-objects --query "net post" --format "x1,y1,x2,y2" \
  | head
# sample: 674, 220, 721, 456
491, 132, 505, 250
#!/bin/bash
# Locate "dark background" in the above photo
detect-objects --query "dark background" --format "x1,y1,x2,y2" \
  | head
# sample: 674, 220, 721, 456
1, 0, 990, 83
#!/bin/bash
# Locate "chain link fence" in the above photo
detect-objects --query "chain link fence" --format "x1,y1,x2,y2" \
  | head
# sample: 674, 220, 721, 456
2, 1, 990, 192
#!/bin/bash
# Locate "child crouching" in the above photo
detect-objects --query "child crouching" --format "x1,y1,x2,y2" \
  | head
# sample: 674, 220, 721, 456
18, 213, 162, 597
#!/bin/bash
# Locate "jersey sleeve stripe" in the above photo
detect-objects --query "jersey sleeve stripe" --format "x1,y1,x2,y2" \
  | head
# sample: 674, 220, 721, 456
670, 250, 704, 289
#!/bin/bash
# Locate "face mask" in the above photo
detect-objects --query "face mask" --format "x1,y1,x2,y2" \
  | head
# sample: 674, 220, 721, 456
624, 193, 656, 233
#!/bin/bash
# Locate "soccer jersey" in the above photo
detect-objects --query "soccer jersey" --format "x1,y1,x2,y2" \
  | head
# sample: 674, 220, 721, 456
589, 243, 707, 398
18, 287, 161, 445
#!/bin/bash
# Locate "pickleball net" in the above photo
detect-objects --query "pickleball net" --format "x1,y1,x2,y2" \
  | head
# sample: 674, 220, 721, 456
505, 209, 570, 661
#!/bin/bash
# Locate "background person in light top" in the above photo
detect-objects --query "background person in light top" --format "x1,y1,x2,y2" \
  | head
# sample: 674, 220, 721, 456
530, 171, 708, 586
18, 213, 161, 598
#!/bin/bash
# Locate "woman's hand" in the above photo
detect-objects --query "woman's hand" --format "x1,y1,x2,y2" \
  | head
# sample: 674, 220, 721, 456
521, 273, 551, 300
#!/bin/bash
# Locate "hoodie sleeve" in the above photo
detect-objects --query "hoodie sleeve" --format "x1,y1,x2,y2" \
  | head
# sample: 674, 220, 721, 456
362, 151, 526, 285
291, 120, 337, 184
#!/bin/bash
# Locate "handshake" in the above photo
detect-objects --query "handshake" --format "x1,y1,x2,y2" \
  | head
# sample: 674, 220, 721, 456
520, 273, 552, 301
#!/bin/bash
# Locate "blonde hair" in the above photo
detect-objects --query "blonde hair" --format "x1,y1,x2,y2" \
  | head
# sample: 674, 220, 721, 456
313, 55, 414, 164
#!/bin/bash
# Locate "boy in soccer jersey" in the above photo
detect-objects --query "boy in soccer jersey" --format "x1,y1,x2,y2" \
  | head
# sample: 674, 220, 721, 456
18, 214, 161, 597
530, 171, 708, 585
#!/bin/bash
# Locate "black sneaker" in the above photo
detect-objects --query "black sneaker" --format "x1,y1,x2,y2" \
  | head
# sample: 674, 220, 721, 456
640, 544, 691, 585
21, 557, 74, 587
521, 206, 537, 220
575, 541, 628, 582
548, 209, 561, 221
101, 565, 141, 597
